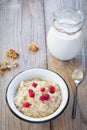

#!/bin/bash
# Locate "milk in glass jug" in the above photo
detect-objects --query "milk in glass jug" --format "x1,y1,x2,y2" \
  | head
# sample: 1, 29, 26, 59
47, 8, 84, 60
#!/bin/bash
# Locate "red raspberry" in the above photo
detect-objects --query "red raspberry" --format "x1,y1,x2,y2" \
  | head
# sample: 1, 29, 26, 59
28, 89, 33, 93
39, 95, 45, 101
28, 89, 35, 98
32, 82, 37, 87
44, 94, 50, 100
29, 92, 35, 98
49, 86, 55, 93
23, 102, 30, 108
40, 87, 45, 92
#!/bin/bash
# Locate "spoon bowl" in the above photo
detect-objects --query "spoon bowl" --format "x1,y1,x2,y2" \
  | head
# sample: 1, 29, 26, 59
72, 69, 84, 85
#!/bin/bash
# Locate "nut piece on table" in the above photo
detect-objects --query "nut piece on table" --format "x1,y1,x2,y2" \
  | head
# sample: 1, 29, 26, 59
0, 65, 11, 71
7, 49, 19, 59
3, 59, 8, 65
0, 64, 11, 77
0, 65, 7, 71
6, 65, 11, 70
13, 62, 18, 68
0, 64, 11, 76
29, 42, 39, 52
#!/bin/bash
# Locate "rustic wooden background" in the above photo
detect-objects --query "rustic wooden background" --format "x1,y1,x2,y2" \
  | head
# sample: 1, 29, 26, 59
0, 0, 87, 130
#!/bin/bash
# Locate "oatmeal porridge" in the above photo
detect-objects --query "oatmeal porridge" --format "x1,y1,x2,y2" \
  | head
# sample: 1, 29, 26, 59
14, 79, 62, 118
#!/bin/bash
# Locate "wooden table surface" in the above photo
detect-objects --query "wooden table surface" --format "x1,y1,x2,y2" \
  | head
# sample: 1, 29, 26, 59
0, 0, 87, 130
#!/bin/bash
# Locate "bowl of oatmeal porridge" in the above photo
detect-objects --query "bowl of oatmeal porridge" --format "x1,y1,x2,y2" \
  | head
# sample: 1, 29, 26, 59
6, 68, 69, 123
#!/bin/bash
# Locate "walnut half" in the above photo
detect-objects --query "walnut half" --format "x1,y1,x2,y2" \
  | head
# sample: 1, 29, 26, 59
7, 49, 19, 59
29, 42, 39, 52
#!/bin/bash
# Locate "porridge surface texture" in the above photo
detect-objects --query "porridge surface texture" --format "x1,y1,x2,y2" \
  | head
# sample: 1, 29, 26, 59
14, 79, 62, 118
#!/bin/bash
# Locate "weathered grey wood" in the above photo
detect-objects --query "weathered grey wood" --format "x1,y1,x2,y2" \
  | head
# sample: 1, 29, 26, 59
0, 0, 87, 130
0, 0, 49, 130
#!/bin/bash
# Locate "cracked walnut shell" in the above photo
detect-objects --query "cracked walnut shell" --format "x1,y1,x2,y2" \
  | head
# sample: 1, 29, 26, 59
29, 42, 39, 52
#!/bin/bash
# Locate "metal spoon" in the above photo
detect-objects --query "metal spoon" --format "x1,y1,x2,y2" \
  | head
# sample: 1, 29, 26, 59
72, 69, 84, 119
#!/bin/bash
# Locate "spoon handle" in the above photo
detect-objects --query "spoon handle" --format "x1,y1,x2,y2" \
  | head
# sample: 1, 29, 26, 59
72, 85, 78, 119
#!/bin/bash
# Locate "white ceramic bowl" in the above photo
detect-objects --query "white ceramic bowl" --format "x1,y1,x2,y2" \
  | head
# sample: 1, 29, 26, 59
6, 68, 70, 123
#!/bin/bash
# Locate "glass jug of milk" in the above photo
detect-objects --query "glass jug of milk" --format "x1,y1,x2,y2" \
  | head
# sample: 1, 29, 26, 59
47, 8, 84, 60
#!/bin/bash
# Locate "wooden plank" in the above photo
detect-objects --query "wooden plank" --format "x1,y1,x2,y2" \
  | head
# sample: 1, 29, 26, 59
0, 0, 87, 130
0, 0, 50, 130
44, 0, 87, 130
0, 0, 21, 4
